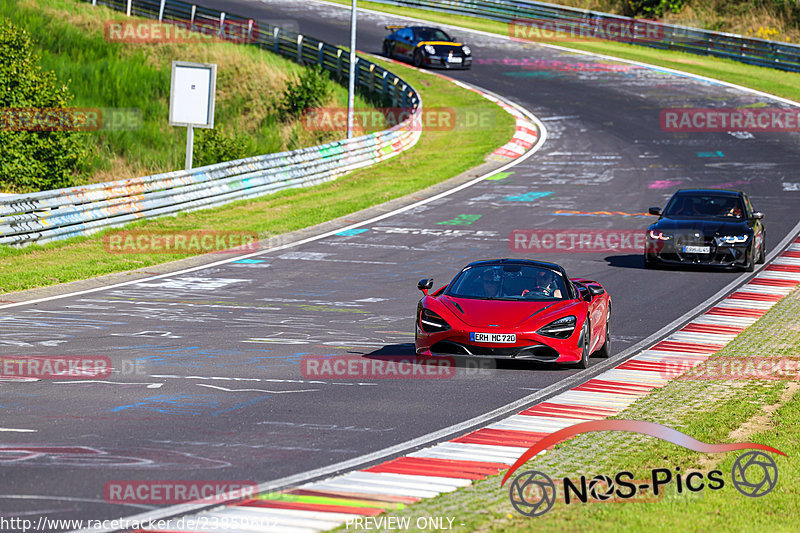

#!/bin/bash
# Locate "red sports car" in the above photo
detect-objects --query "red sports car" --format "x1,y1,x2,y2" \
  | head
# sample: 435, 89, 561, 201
415, 259, 611, 368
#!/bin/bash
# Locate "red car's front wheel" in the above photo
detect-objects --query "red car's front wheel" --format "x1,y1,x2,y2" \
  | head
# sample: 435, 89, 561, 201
574, 320, 590, 369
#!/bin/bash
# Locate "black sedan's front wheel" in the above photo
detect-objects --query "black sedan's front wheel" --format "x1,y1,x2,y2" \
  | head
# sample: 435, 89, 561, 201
744, 244, 757, 272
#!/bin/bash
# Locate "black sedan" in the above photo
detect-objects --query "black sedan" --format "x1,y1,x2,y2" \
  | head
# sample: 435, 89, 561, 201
382, 25, 472, 69
645, 189, 766, 271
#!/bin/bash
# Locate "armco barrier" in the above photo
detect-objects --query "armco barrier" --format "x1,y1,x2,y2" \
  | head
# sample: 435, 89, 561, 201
365, 0, 800, 73
0, 0, 421, 246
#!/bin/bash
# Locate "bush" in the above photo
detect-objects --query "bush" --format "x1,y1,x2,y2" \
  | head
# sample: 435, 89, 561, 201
193, 127, 251, 167
624, 0, 687, 17
0, 17, 89, 193
278, 65, 332, 119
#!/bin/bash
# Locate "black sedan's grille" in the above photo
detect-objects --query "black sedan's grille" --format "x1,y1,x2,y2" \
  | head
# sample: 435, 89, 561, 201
674, 232, 713, 247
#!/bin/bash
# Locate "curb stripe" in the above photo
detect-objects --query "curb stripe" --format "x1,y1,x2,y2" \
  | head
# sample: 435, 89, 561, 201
238, 500, 385, 516
680, 323, 745, 334
286, 489, 419, 504
519, 402, 617, 419
452, 428, 548, 447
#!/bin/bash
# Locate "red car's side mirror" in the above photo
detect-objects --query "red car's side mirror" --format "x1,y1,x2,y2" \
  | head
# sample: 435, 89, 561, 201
418, 278, 434, 294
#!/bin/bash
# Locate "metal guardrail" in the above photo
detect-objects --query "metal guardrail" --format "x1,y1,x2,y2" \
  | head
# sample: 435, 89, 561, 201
368, 0, 800, 73
0, 0, 421, 246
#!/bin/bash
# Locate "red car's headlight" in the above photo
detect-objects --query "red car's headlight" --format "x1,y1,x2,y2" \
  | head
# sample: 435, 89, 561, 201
537, 315, 576, 339
420, 308, 451, 333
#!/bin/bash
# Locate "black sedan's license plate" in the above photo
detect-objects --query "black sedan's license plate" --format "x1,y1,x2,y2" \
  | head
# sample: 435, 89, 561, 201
683, 245, 710, 254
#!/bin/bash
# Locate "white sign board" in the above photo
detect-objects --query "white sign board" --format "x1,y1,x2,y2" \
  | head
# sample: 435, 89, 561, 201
169, 61, 216, 128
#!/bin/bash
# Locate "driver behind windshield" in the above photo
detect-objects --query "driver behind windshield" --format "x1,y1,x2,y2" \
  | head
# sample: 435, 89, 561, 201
480, 269, 501, 297
521, 270, 561, 298
719, 199, 743, 218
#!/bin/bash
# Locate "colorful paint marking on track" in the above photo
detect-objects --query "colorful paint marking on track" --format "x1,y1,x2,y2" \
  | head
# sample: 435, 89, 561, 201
436, 214, 483, 225
484, 171, 514, 181
503, 191, 553, 202
336, 228, 370, 236
551, 209, 651, 218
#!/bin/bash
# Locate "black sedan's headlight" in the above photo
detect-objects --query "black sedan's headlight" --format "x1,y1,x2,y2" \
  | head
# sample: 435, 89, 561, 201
423, 44, 436, 55
537, 315, 577, 339
715, 234, 749, 245
420, 308, 450, 333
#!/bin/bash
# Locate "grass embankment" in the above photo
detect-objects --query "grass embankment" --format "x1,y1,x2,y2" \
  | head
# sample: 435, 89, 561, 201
0, 57, 515, 293
0, 0, 376, 186
326, 0, 800, 103
354, 288, 800, 532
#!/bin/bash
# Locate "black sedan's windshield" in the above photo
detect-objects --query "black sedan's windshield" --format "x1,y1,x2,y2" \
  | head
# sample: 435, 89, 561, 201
664, 194, 745, 219
445, 264, 567, 301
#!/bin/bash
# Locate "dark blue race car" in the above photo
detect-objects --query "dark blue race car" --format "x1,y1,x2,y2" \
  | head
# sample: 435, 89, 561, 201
382, 25, 472, 70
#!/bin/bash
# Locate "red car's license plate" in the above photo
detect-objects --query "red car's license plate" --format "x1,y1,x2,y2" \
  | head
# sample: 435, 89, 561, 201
471, 332, 516, 343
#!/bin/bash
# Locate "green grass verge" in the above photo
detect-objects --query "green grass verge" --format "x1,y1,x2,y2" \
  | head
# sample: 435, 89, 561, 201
0, 56, 514, 293
0, 0, 376, 186
352, 289, 800, 532
327, 0, 800, 103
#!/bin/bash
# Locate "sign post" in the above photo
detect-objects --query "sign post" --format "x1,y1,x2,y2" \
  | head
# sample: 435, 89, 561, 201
169, 61, 217, 171
347, 0, 357, 139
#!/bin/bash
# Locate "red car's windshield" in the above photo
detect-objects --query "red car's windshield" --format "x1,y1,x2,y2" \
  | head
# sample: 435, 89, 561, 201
445, 264, 567, 301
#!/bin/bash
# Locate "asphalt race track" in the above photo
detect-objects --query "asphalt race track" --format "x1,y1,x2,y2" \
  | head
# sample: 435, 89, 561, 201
1, 0, 800, 528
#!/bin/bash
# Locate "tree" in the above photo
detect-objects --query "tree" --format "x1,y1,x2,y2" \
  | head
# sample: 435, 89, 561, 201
0, 17, 89, 193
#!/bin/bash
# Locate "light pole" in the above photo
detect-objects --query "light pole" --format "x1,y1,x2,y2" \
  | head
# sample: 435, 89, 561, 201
347, 0, 357, 139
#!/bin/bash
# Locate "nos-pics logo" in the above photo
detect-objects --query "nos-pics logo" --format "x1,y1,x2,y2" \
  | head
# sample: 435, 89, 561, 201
502, 420, 783, 517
